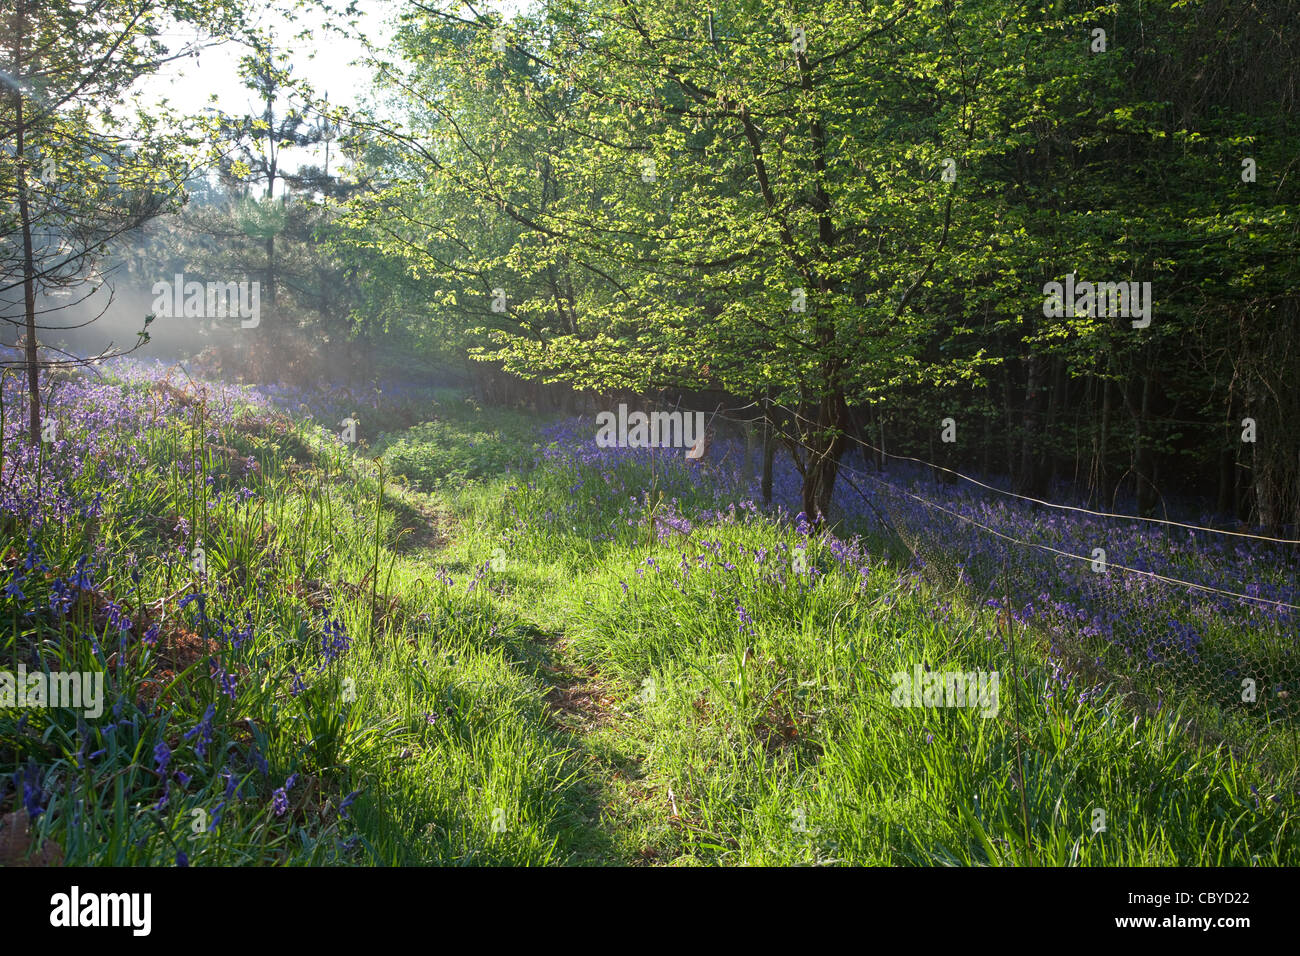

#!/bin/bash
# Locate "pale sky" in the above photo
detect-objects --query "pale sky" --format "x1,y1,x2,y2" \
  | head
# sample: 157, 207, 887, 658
138, 0, 530, 183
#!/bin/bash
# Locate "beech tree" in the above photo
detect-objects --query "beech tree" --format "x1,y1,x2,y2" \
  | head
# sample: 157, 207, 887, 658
340, 0, 1300, 527
346, 0, 1066, 521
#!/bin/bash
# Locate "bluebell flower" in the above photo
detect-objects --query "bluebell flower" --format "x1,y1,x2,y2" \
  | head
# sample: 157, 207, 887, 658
250, 746, 269, 777
2, 575, 25, 601
178, 592, 207, 619
153, 741, 171, 773
318, 614, 351, 667
182, 704, 215, 760
15, 762, 45, 822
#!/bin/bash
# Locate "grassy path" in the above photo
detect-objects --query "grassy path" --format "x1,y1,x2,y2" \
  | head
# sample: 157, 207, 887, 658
13, 377, 1291, 867
370, 396, 1299, 866
410, 528, 650, 865
369, 399, 687, 864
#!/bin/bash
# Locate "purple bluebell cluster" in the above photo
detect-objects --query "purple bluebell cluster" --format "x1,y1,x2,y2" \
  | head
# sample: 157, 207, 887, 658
529, 413, 1298, 710
272, 773, 298, 817
0, 351, 270, 530
318, 612, 351, 667
182, 704, 216, 761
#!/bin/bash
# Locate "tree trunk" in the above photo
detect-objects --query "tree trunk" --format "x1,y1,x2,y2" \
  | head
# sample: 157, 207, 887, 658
1045, 357, 1063, 489
1097, 374, 1112, 507
1017, 351, 1046, 496
1135, 369, 1156, 516
799, 391, 850, 524
11, 0, 40, 445
760, 393, 775, 505
981, 401, 992, 481
1003, 359, 1016, 481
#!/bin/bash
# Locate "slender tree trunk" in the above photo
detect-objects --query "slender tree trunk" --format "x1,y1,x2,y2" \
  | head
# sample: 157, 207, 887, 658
1045, 357, 1063, 489
1017, 352, 1045, 496
1097, 374, 1112, 507
1003, 359, 1016, 481
879, 411, 887, 473
740, 415, 756, 487
760, 391, 774, 505
853, 405, 873, 472
264, 233, 275, 311
1135, 369, 1156, 516
11, 0, 40, 445
981, 401, 992, 480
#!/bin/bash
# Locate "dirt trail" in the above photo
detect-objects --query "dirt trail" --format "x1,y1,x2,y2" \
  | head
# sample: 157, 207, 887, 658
512, 620, 649, 864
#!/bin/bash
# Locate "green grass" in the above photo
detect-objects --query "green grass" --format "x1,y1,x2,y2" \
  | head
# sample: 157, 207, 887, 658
433, 424, 1299, 866
3, 375, 1295, 866
372, 393, 541, 491
2, 380, 596, 865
